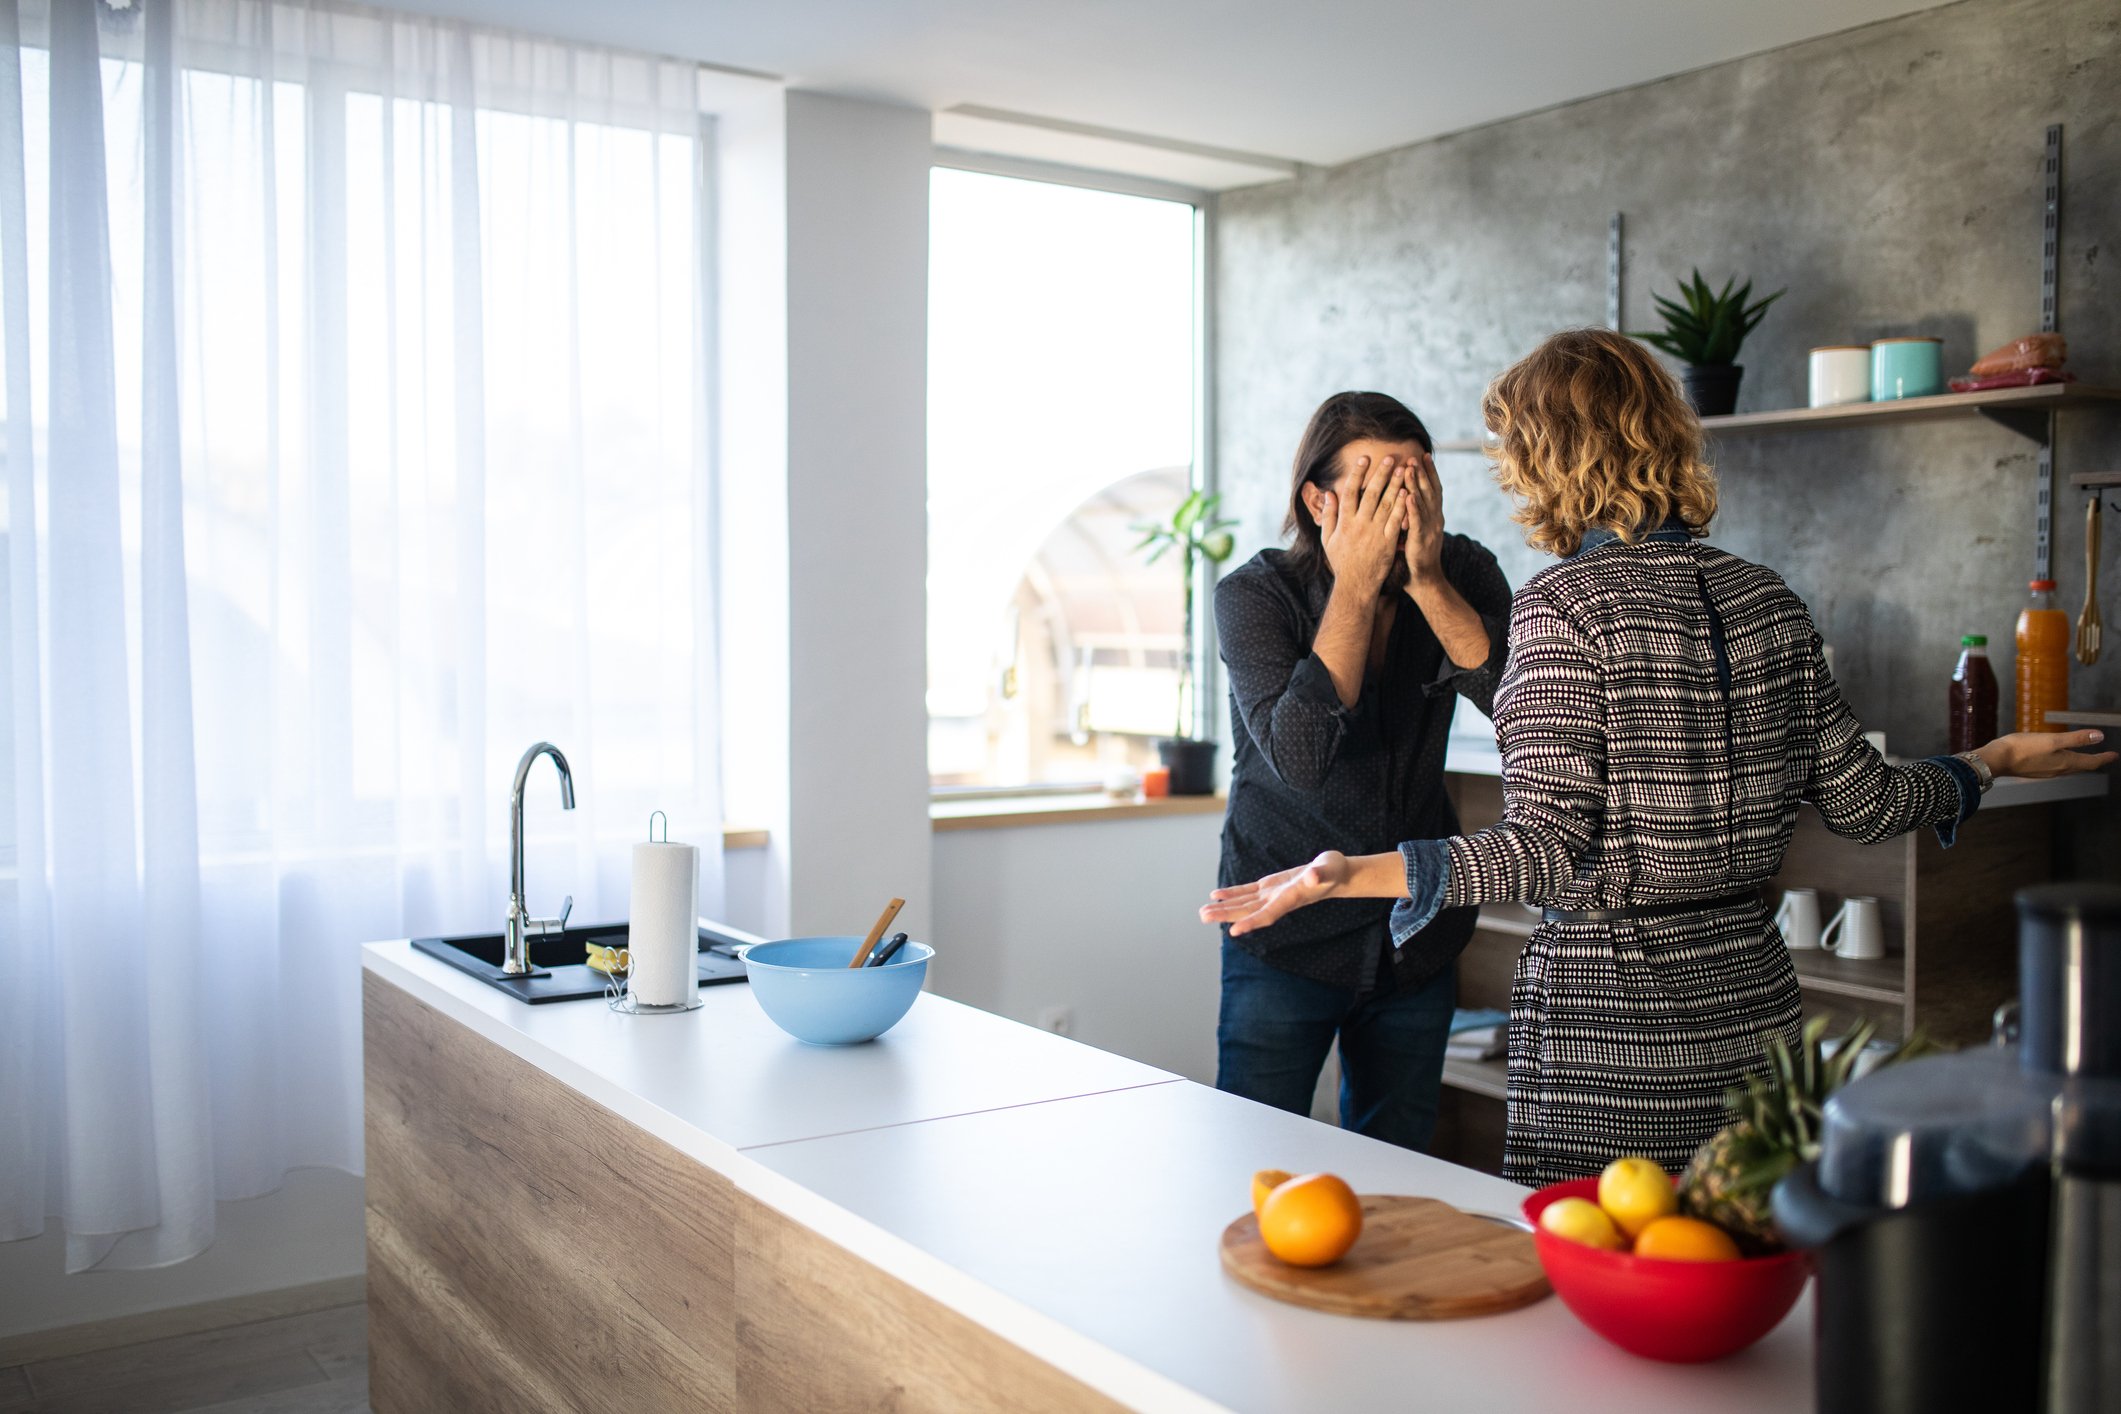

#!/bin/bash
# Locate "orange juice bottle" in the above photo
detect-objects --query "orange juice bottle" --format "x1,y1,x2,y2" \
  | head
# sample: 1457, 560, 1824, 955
2015, 579, 2070, 732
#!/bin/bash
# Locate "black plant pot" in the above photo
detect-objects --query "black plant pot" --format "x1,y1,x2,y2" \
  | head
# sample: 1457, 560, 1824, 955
1681, 363, 1744, 417
1157, 738, 1219, 796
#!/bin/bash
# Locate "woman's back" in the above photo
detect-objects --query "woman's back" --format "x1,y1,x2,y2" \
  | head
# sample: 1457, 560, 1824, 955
1501, 533, 1961, 909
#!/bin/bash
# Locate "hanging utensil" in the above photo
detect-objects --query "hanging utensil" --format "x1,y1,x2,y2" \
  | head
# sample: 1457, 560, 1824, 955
2078, 495, 2103, 665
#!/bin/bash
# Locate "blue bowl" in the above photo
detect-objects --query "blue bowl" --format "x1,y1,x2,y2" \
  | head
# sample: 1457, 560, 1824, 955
741, 935, 933, 1045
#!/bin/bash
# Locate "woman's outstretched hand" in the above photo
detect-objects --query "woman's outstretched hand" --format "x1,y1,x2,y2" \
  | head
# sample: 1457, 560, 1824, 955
1975, 728, 2116, 779
1201, 851, 1352, 936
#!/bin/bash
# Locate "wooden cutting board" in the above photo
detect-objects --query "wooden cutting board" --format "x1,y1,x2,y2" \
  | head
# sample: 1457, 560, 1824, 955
1220, 1194, 1550, 1320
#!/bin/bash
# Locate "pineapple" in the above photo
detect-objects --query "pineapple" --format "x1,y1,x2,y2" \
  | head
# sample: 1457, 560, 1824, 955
1679, 1017, 1931, 1253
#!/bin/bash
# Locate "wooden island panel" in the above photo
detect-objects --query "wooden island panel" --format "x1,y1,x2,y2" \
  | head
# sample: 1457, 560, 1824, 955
363, 974, 1127, 1413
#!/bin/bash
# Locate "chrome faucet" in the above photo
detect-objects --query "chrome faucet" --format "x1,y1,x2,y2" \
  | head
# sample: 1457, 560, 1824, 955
504, 741, 576, 975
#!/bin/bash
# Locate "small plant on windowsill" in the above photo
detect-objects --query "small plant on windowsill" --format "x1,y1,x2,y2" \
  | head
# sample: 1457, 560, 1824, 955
1133, 490, 1237, 796
1627, 269, 1785, 417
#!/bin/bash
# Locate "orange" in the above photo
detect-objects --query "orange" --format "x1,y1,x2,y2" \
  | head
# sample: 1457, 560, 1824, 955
1251, 1169, 1294, 1218
1632, 1215, 1742, 1262
1258, 1172, 1364, 1267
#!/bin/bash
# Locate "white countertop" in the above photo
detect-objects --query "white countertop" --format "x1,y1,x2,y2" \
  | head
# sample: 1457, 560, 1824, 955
362, 935, 1811, 1413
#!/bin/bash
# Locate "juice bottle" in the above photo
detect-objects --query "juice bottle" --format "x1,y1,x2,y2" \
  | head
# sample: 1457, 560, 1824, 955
1948, 635, 1997, 752
2015, 580, 2070, 732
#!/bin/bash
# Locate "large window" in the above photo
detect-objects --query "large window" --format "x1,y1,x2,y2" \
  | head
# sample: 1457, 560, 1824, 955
927, 167, 1201, 791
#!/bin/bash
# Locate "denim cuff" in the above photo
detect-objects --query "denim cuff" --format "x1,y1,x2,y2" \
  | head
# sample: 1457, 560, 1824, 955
1390, 839, 1451, 947
1928, 754, 1980, 849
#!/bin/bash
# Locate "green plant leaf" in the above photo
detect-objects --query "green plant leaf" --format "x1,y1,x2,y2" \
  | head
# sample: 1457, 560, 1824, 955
1200, 530, 1235, 563
1172, 491, 1208, 534
1639, 270, 1783, 365
1144, 541, 1171, 566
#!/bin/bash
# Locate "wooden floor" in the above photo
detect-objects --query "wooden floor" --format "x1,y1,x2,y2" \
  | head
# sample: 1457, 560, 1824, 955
0, 1304, 367, 1414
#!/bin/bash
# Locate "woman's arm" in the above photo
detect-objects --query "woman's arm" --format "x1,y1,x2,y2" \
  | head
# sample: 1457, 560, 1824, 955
1405, 586, 1606, 933
1203, 587, 1603, 938
1803, 624, 2112, 844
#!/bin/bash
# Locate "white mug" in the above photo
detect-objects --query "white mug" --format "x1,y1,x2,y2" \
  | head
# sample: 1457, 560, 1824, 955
1775, 887, 1823, 950
1809, 346, 1871, 408
1822, 896, 1887, 961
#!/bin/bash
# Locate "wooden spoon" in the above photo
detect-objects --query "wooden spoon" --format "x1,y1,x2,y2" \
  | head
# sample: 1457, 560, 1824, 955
848, 898, 906, 968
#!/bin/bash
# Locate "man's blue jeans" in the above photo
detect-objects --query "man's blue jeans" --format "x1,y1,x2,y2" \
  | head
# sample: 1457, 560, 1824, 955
1214, 939, 1456, 1152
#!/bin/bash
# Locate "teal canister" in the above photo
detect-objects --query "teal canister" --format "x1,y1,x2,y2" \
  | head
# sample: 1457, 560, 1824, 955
1871, 337, 1943, 400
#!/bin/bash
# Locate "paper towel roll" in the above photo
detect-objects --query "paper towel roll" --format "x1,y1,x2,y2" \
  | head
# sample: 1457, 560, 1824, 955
628, 840, 699, 1007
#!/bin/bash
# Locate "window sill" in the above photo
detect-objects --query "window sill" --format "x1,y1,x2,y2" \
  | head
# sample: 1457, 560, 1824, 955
930, 792, 1225, 833
723, 825, 769, 850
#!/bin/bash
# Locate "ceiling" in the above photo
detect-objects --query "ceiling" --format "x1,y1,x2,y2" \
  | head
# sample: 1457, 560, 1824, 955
387, 0, 1953, 185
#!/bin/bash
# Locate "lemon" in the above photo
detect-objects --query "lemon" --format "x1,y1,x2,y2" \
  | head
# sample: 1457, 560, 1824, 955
1539, 1196, 1627, 1250
1598, 1155, 1678, 1239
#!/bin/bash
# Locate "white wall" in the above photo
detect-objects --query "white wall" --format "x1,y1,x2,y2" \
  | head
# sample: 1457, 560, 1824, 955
930, 813, 1226, 1084
781, 92, 935, 942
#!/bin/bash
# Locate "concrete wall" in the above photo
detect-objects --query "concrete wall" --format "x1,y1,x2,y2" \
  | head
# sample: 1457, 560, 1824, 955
1214, 0, 2119, 868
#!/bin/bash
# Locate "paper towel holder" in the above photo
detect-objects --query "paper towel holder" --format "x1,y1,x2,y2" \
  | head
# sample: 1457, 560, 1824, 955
608, 809, 705, 1016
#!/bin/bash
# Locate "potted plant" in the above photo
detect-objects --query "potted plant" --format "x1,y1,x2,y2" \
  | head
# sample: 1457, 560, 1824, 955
1627, 269, 1785, 417
1133, 489, 1237, 796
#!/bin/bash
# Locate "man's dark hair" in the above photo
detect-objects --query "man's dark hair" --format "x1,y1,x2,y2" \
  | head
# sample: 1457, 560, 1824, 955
1282, 391, 1433, 586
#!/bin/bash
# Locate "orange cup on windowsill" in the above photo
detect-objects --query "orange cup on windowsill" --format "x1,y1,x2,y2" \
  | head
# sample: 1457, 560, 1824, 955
1142, 767, 1171, 799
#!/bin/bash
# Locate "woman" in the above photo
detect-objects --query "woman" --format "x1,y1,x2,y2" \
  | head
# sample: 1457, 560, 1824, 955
1202, 330, 2113, 1183
1212, 392, 1511, 1151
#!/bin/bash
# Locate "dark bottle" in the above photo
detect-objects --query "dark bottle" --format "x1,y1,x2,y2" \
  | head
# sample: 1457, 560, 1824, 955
1949, 634, 1998, 753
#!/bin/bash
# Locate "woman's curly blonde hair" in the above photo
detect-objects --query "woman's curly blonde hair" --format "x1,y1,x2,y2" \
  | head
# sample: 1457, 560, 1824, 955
1481, 328, 1717, 558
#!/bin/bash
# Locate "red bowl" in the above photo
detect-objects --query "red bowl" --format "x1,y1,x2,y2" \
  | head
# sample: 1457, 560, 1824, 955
1522, 1177, 1810, 1363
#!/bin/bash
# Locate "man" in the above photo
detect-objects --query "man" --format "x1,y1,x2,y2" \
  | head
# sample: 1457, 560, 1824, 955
1212, 391, 1509, 1150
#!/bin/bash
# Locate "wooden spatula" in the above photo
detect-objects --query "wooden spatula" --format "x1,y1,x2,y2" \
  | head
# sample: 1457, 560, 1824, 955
848, 898, 906, 968
2078, 495, 2102, 665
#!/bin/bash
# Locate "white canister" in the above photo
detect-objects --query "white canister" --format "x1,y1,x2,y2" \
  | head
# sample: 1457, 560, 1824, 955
1809, 346, 1871, 408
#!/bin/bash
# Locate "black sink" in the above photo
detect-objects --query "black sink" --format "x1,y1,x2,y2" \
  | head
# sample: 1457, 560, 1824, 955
412, 922, 751, 1004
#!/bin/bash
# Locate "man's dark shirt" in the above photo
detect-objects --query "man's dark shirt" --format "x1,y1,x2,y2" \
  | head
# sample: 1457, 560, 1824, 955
1215, 537, 1512, 992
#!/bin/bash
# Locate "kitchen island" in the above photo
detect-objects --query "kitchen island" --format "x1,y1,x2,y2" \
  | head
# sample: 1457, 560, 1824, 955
362, 936, 1811, 1412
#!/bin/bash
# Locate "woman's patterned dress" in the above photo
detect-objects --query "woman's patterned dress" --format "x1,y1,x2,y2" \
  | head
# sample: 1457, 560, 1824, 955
1394, 528, 1971, 1184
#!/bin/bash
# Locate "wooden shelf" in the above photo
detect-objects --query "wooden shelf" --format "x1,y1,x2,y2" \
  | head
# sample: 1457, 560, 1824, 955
1441, 1056, 1509, 1101
1434, 383, 2121, 453
929, 792, 1224, 831
1699, 382, 2121, 437
1788, 948, 1908, 1004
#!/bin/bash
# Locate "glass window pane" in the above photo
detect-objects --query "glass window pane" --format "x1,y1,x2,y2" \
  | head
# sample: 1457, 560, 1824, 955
927, 169, 1197, 790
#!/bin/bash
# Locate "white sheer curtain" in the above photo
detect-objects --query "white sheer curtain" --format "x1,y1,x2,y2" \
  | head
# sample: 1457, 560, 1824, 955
0, 0, 723, 1272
